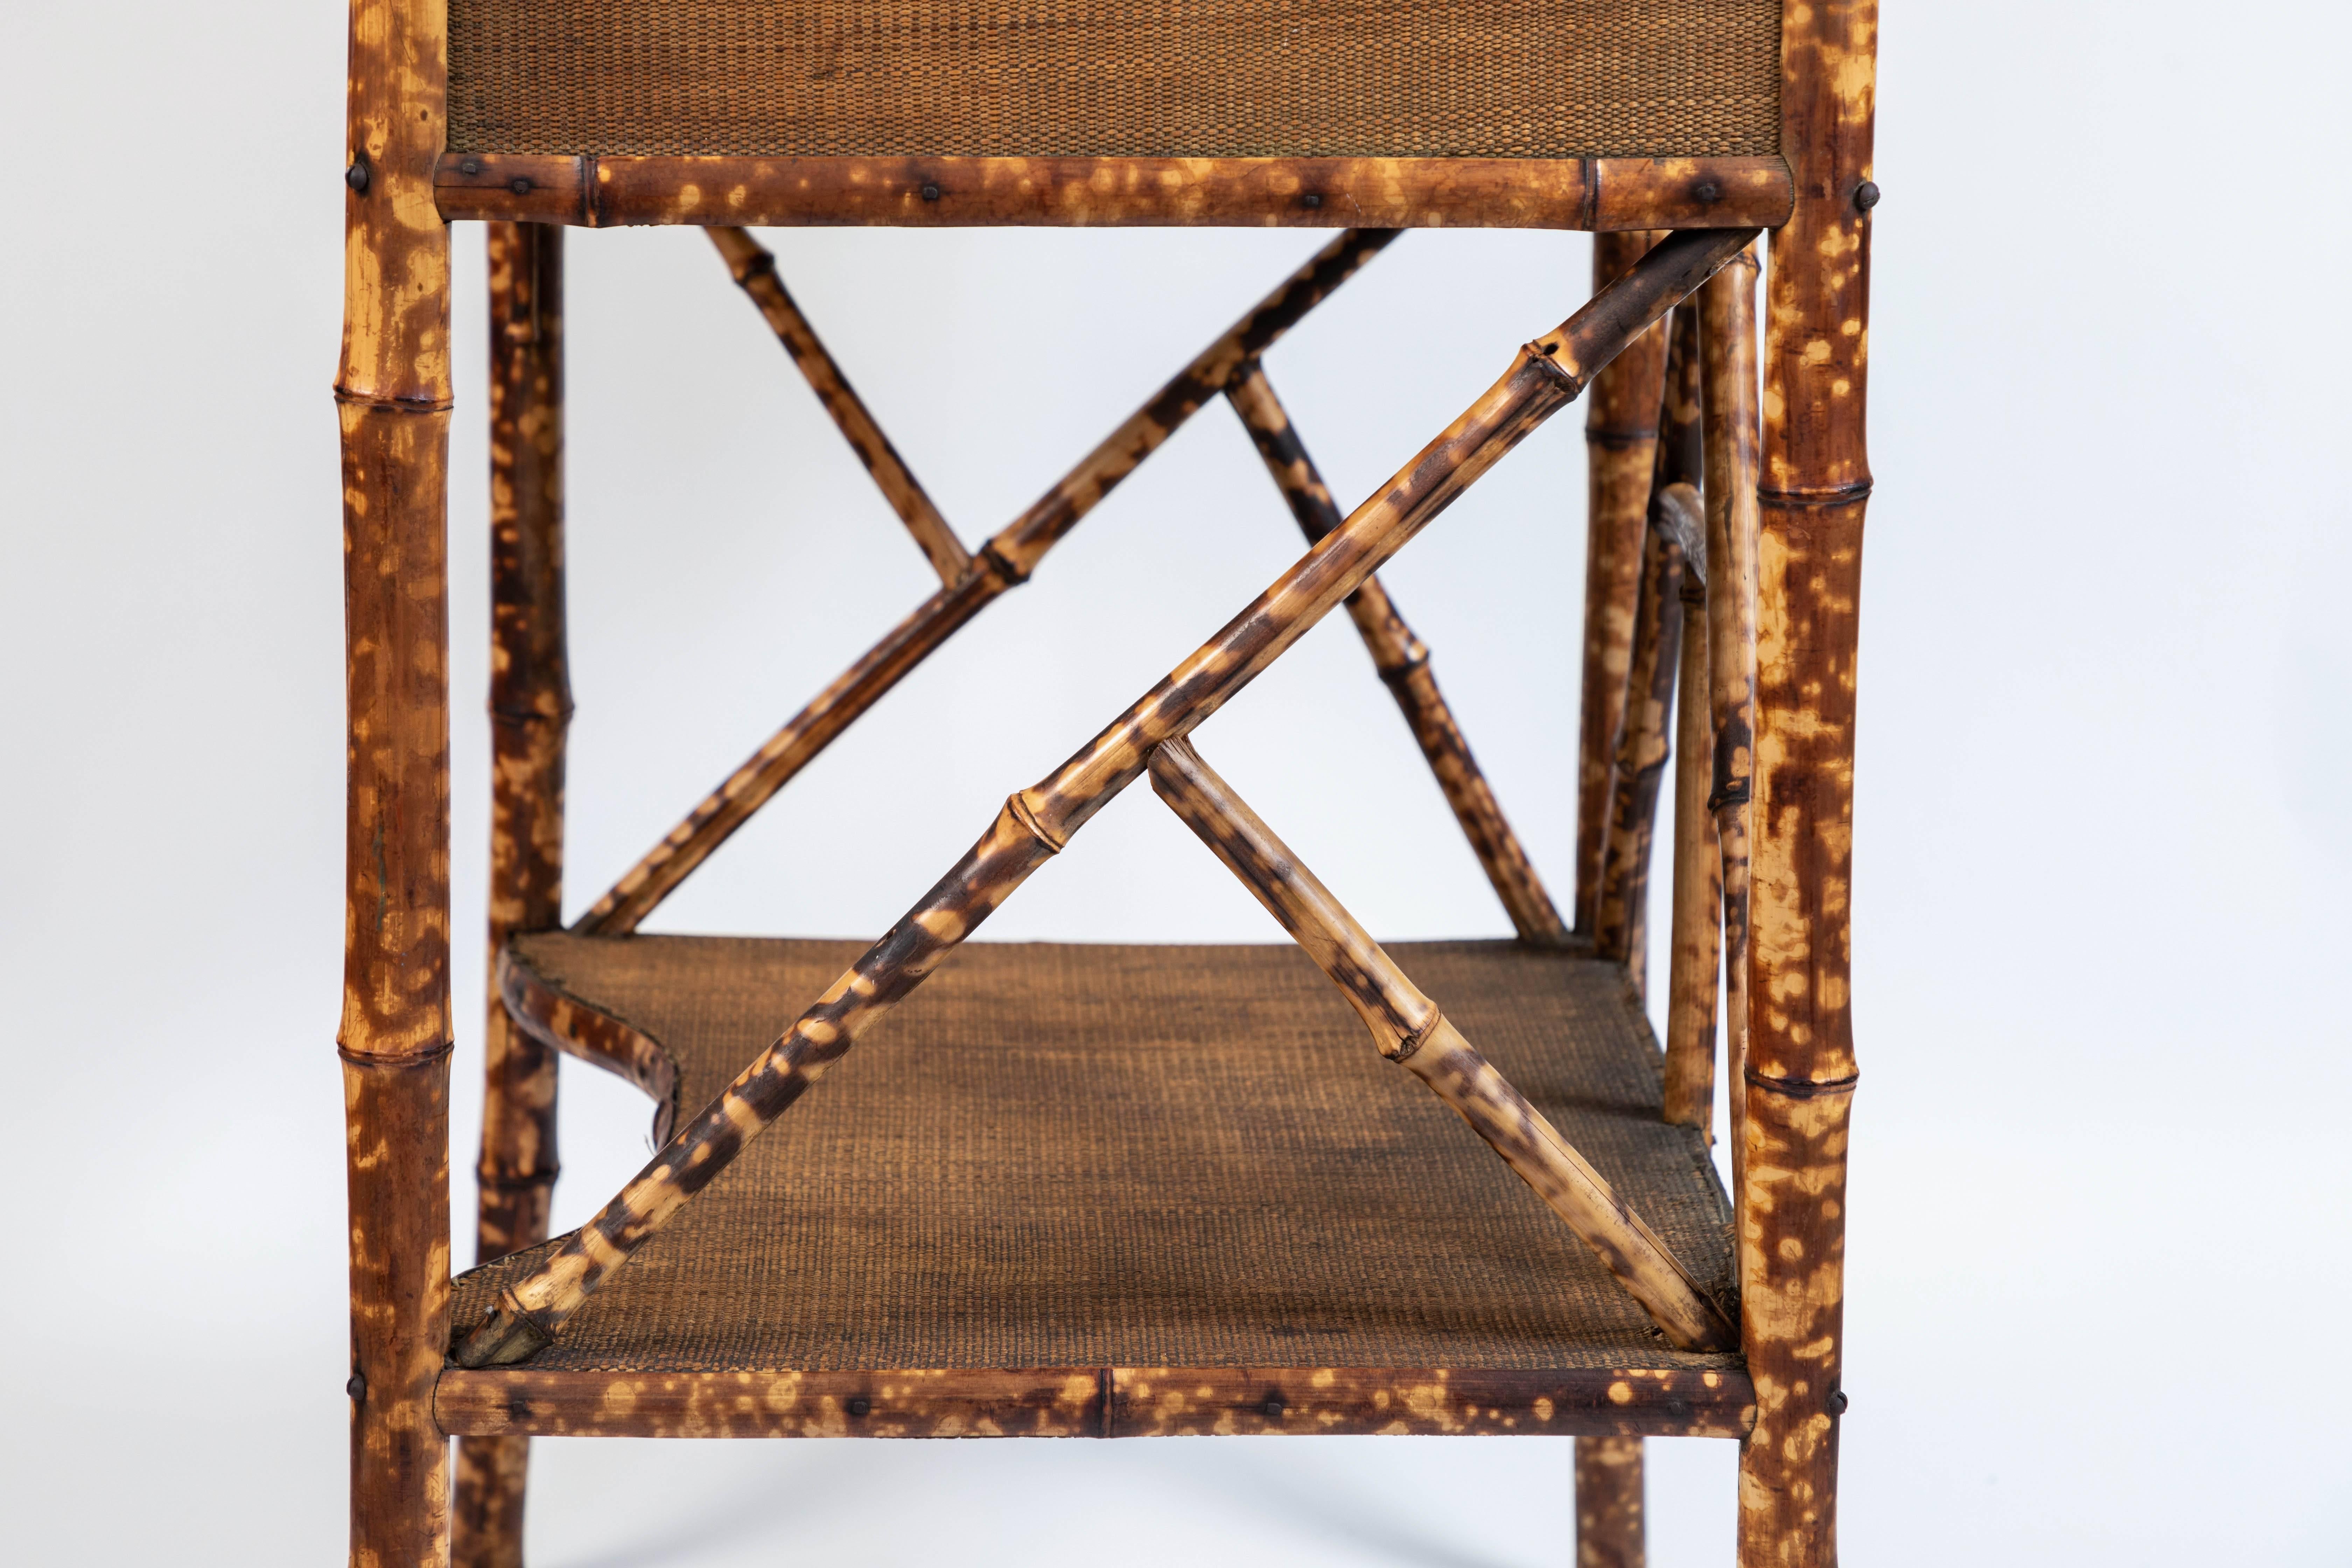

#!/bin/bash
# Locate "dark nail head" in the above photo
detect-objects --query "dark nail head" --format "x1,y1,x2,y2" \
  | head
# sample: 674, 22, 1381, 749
847, 1396, 872, 1416
510, 176, 533, 195
1692, 181, 1721, 203
1854, 181, 1881, 212
1300, 192, 1323, 209
1827, 1389, 1849, 1415
346, 1372, 366, 1400
460, 158, 483, 176
1262, 1396, 1286, 1418
920, 182, 941, 201
344, 161, 369, 195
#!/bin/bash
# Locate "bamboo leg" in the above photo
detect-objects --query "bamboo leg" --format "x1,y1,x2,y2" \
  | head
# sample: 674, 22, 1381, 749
1575, 1436, 1646, 1568
574, 228, 1401, 936
1224, 362, 1568, 945
452, 220, 568, 1568
1737, 2, 1875, 1560
1698, 246, 1763, 1248
1574, 232, 1670, 936
1594, 310, 1703, 996
339, 0, 452, 1557
1661, 539, 1719, 1136
706, 226, 970, 585
453, 228, 1761, 1367
1147, 737, 1735, 1351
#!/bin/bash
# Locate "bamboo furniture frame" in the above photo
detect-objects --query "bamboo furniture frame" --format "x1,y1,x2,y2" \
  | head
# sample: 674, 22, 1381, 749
338, 4, 1874, 1563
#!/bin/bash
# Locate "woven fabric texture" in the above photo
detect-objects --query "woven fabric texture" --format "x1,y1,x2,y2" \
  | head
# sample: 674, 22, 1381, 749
453, 935, 1736, 1373
448, 1, 1780, 159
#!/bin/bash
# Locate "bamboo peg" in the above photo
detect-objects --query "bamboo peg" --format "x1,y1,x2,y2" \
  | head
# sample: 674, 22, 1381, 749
1661, 504, 1719, 1138
1576, 1435, 1647, 1568
455, 219, 569, 1568
453, 226, 1760, 1366
706, 226, 970, 585
1698, 245, 1763, 1230
1147, 737, 1737, 1352
1224, 361, 1568, 946
1574, 232, 1670, 937
1737, 0, 1876, 1557
573, 227, 1402, 936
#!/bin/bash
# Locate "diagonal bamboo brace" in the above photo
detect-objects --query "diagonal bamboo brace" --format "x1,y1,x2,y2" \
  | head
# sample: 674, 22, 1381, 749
455, 225, 1761, 1367
1145, 737, 1737, 1353
575, 227, 1403, 936
707, 226, 971, 585
1224, 362, 1569, 946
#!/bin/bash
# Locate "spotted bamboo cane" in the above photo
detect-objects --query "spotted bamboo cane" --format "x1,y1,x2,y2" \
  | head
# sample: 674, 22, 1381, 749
705, 225, 970, 585
1698, 245, 1763, 1238
337, 0, 453, 1548
1594, 309, 1703, 995
573, 226, 1402, 936
1737, 2, 1876, 1560
1573, 232, 1668, 936
1575, 1435, 1646, 1568
453, 219, 567, 1568
1223, 361, 1568, 946
1147, 737, 1735, 1351
453, 225, 1759, 1368
1661, 494, 1719, 1138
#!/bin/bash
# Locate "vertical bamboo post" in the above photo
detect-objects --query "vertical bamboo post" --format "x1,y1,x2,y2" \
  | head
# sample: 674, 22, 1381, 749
452, 221, 567, 1568
1738, 1, 1877, 1560
1699, 246, 1763, 1238
1594, 310, 1702, 997
1574, 232, 1669, 935
1661, 523, 1719, 1137
1575, 1435, 1646, 1568
337, 0, 453, 1556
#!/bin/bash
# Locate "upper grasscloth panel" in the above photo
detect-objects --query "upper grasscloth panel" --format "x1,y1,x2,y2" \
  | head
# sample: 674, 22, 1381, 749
448, 0, 1782, 159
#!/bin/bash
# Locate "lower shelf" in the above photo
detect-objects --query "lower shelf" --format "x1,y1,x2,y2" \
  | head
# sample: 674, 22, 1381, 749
446, 934, 1744, 1439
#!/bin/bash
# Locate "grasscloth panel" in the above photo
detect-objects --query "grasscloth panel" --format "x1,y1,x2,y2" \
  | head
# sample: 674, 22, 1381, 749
451, 936, 1737, 1374
449, 1, 1780, 159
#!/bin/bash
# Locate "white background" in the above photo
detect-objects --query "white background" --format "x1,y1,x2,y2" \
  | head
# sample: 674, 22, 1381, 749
5, 2, 2348, 1562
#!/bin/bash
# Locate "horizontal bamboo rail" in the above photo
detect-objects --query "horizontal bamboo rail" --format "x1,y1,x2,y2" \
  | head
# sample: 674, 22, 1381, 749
1146, 737, 1736, 1352
435, 153, 1794, 233
1223, 361, 1567, 946
705, 226, 969, 585
436, 1364, 1756, 1441
573, 227, 1401, 935
453, 225, 1760, 1368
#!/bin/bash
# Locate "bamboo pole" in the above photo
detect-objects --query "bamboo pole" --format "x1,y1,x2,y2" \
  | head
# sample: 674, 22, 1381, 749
453, 225, 1759, 1367
1223, 362, 1568, 946
454, 220, 567, 1568
1594, 310, 1704, 995
573, 227, 1402, 936
705, 226, 970, 585
1147, 737, 1736, 1351
1736, 0, 1876, 1559
1661, 496, 1720, 1137
1575, 1435, 1646, 1568
337, 0, 453, 1550
434, 152, 1793, 233
1573, 232, 1668, 937
1698, 246, 1764, 1244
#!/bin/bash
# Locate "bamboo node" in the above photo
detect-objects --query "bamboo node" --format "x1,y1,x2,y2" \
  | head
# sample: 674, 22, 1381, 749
1004, 792, 1065, 854
1389, 1010, 1443, 1064
1706, 779, 1751, 812
1742, 1067, 1858, 1100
